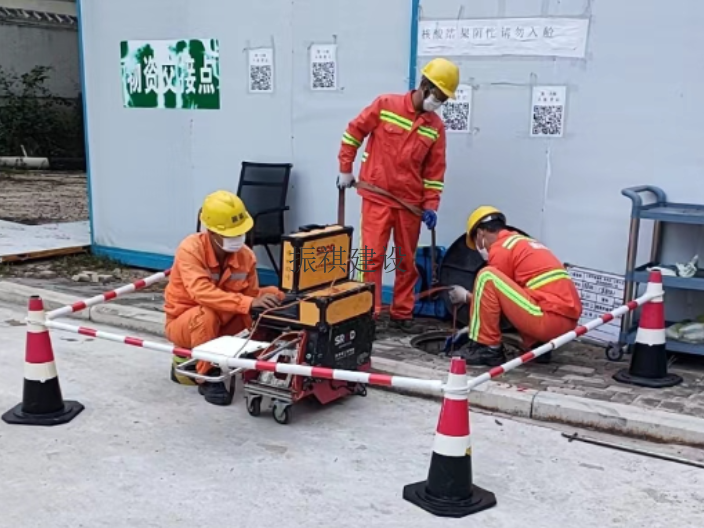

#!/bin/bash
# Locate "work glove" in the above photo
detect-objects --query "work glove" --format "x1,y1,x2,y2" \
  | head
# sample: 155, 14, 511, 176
336, 172, 355, 189
443, 327, 469, 353
448, 285, 470, 305
422, 210, 437, 230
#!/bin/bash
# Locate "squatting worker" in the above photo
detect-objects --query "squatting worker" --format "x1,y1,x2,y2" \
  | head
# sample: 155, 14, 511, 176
336, 57, 460, 334
445, 206, 582, 367
164, 190, 285, 406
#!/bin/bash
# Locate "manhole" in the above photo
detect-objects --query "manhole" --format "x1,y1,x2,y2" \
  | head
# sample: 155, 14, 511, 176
410, 330, 452, 356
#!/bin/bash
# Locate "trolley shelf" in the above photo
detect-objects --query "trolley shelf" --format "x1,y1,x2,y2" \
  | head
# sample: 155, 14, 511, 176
628, 263, 704, 292
613, 185, 704, 360
625, 322, 704, 357
637, 203, 704, 225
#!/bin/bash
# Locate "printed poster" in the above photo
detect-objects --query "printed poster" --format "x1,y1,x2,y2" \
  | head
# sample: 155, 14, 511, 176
120, 38, 220, 109
248, 48, 274, 94
418, 17, 590, 59
530, 85, 567, 138
310, 43, 338, 91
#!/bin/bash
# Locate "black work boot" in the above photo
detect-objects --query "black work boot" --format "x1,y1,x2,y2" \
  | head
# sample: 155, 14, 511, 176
198, 381, 235, 406
388, 318, 423, 335
453, 342, 507, 367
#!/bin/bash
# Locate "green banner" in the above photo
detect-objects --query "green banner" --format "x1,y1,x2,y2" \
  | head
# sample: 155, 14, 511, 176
120, 39, 220, 110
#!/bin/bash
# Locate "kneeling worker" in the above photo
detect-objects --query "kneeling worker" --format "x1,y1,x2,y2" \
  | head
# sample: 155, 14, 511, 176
446, 206, 582, 367
165, 190, 284, 405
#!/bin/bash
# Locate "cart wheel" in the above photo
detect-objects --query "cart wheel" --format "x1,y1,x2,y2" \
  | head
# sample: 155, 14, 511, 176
605, 344, 625, 362
356, 384, 367, 397
246, 396, 262, 417
272, 404, 292, 425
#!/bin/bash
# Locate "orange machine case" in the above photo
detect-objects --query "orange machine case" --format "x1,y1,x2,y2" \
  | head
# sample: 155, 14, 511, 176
279, 225, 353, 294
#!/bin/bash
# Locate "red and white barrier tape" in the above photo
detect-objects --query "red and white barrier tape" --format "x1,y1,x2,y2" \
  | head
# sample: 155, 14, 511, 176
41, 288, 658, 395
44, 319, 191, 358
45, 269, 171, 320
42, 319, 446, 392
464, 290, 659, 391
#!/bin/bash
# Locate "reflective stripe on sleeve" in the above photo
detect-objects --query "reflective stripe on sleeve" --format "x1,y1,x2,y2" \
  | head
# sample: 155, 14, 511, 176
342, 131, 362, 148
423, 179, 444, 191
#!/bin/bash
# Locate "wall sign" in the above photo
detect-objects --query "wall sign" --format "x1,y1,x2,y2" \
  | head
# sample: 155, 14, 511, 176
417, 18, 590, 59
120, 38, 220, 109
530, 85, 567, 138
566, 264, 626, 344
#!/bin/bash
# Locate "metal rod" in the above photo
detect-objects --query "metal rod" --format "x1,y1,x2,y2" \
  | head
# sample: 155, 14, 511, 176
621, 217, 641, 340
562, 433, 704, 470
337, 188, 345, 226
46, 269, 171, 320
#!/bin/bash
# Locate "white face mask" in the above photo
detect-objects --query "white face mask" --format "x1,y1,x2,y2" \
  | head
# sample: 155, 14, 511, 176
476, 235, 489, 261
219, 234, 246, 253
423, 94, 443, 112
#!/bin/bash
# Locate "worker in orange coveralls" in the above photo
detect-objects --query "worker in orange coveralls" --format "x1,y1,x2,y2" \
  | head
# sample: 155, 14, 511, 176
165, 190, 284, 406
444, 206, 582, 367
337, 58, 460, 334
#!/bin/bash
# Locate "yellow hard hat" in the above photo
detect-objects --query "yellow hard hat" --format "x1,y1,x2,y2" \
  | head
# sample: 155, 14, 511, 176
466, 206, 506, 250
200, 190, 254, 238
421, 58, 460, 99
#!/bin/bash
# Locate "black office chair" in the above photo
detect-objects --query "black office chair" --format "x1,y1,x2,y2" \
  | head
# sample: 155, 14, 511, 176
196, 161, 292, 276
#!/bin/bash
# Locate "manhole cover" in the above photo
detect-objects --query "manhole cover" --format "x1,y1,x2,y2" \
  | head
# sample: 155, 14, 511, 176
410, 330, 452, 356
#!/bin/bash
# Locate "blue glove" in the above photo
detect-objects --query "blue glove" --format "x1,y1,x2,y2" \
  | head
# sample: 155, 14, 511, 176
443, 328, 469, 353
422, 210, 437, 230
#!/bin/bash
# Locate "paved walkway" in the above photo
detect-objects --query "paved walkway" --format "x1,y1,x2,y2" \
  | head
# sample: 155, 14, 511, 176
2, 300, 703, 528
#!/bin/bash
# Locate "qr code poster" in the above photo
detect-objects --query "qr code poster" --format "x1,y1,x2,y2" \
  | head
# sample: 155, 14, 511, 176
248, 48, 274, 94
530, 85, 567, 138
439, 84, 472, 134
310, 44, 337, 91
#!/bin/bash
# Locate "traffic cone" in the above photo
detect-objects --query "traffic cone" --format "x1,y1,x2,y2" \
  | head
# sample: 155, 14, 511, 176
613, 270, 683, 388
2, 296, 84, 426
402, 357, 497, 518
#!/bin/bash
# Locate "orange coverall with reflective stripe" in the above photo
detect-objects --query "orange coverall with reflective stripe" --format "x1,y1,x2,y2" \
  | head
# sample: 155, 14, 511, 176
468, 230, 582, 348
338, 91, 447, 319
164, 232, 283, 373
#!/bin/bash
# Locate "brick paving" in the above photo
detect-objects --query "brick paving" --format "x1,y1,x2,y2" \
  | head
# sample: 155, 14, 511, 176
374, 320, 704, 420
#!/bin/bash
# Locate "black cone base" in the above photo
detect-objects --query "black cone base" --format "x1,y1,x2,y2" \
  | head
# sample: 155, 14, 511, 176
403, 480, 497, 518
2, 400, 84, 426
613, 369, 683, 389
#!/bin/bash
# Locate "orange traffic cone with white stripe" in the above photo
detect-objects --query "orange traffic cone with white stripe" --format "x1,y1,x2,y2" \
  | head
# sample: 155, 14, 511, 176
613, 270, 683, 388
402, 357, 497, 518
2, 296, 84, 426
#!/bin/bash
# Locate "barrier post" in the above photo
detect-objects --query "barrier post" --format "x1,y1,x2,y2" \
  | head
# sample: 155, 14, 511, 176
2, 296, 84, 426
403, 357, 497, 518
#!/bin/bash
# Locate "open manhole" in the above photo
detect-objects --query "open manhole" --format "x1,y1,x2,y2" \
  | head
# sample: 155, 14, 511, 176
410, 330, 453, 355
410, 330, 524, 355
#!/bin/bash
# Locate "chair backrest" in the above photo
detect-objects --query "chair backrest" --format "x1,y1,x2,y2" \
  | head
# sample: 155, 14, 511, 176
237, 161, 292, 239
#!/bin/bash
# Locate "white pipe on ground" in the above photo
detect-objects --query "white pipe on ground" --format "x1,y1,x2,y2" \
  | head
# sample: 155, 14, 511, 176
0, 157, 50, 169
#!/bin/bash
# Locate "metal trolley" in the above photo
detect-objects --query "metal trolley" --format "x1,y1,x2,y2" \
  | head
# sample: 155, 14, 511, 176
607, 185, 704, 361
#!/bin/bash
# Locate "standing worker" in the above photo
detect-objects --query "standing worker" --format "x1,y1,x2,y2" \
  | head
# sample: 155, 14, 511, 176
165, 190, 285, 406
445, 206, 582, 366
336, 58, 460, 334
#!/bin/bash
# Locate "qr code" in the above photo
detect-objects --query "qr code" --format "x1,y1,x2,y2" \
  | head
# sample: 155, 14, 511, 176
249, 65, 272, 92
441, 102, 470, 132
532, 105, 563, 136
312, 61, 336, 89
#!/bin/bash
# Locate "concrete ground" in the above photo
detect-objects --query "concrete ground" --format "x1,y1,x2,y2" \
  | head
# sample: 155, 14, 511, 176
1, 302, 703, 528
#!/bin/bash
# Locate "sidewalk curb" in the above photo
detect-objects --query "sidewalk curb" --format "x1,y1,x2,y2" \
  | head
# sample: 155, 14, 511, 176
2, 280, 704, 447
